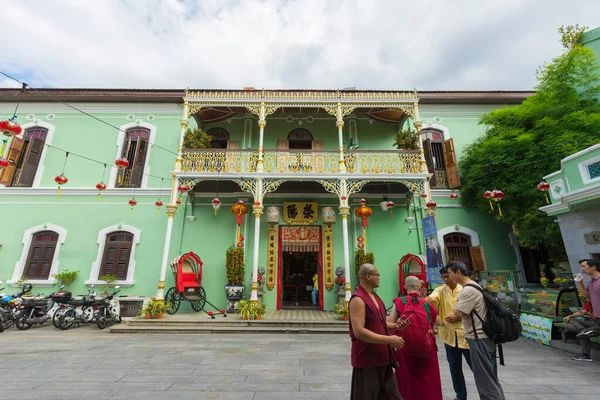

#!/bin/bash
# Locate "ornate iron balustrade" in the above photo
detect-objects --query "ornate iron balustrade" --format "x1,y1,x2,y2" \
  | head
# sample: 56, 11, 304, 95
181, 149, 422, 175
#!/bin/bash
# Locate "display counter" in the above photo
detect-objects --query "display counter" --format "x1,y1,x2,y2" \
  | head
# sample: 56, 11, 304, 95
479, 270, 524, 313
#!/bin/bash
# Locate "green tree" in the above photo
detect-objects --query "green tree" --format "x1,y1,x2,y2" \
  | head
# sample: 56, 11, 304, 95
460, 25, 600, 252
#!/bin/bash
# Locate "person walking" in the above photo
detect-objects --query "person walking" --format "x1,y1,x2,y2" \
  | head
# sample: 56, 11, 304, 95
427, 266, 472, 400
349, 263, 407, 400
572, 259, 600, 361
445, 261, 506, 400
389, 276, 442, 400
311, 273, 319, 307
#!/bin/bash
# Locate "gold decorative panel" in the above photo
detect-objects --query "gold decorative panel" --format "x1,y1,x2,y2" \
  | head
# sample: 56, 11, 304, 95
283, 202, 318, 224
266, 226, 277, 290
323, 225, 334, 291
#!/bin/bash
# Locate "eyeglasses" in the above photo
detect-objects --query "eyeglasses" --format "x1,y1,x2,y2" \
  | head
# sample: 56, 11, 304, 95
441, 275, 451, 280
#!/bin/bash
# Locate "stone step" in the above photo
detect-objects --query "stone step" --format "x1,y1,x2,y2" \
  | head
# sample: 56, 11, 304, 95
127, 318, 348, 329
111, 323, 348, 334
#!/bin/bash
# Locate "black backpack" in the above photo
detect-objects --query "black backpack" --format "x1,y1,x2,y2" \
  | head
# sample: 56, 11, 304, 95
464, 283, 522, 365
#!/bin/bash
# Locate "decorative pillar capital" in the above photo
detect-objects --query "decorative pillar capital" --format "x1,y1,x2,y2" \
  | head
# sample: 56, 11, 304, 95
180, 119, 189, 129
253, 205, 264, 217
166, 205, 179, 217
339, 206, 350, 217
414, 120, 423, 132
158, 281, 165, 290
336, 120, 344, 129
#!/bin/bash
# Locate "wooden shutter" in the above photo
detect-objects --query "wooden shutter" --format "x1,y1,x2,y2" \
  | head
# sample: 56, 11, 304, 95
423, 139, 437, 187
444, 247, 451, 264
100, 232, 133, 280
0, 137, 25, 186
24, 231, 58, 279
226, 140, 239, 149
443, 138, 461, 188
470, 246, 487, 272
277, 140, 289, 149
17, 137, 45, 187
312, 140, 324, 150
129, 138, 147, 188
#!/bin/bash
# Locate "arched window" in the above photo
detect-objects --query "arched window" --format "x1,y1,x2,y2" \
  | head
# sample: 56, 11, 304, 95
443, 233, 473, 270
99, 231, 134, 280
0, 127, 48, 187
287, 129, 313, 150
24, 230, 59, 280
117, 128, 150, 188
207, 128, 230, 149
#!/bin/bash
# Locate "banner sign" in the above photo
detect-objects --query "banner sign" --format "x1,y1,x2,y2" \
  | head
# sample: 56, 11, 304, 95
283, 202, 318, 224
422, 216, 444, 284
520, 313, 553, 346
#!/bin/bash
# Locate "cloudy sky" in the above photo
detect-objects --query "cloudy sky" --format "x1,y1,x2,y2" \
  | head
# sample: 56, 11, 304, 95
1, 0, 599, 91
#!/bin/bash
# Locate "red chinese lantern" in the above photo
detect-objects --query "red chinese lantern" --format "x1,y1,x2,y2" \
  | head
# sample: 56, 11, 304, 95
54, 174, 68, 197
537, 181, 550, 204
129, 198, 137, 214
450, 193, 458, 200
231, 200, 249, 246
483, 190, 494, 211
155, 200, 163, 215
212, 197, 221, 215
96, 182, 106, 201
115, 158, 129, 184
355, 199, 372, 245
0, 116, 22, 137
425, 200, 437, 216
491, 189, 504, 216
176, 199, 182, 205
178, 185, 189, 193
420, 193, 428, 199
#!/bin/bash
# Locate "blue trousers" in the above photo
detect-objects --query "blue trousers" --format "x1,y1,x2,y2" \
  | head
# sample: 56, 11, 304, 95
311, 289, 318, 306
445, 343, 473, 400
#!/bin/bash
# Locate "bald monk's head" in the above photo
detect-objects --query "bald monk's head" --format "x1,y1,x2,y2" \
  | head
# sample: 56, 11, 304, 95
358, 263, 380, 289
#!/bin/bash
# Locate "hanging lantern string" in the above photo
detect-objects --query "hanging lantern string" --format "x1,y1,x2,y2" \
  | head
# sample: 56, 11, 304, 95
11, 83, 27, 117
0, 71, 178, 157
61, 152, 69, 174
101, 163, 107, 182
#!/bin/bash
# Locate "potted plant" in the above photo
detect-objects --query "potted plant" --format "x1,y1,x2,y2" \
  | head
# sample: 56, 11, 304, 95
237, 300, 252, 320
99, 274, 117, 296
393, 128, 419, 150
183, 128, 212, 149
225, 246, 245, 312
354, 249, 375, 277
254, 302, 266, 320
138, 299, 173, 319
335, 303, 349, 321
53, 269, 79, 288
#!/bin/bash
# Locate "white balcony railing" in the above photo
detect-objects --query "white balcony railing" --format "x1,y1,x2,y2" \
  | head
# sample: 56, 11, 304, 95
181, 149, 421, 175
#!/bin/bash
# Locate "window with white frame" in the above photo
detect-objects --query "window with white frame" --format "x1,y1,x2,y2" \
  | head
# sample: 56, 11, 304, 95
9, 223, 67, 287
86, 225, 140, 287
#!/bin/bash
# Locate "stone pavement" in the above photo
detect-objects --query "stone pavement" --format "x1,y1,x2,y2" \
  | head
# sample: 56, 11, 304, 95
0, 326, 599, 400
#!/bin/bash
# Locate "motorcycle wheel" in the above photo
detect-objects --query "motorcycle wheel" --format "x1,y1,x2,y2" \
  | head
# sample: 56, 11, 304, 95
96, 309, 108, 330
15, 316, 32, 330
53, 309, 67, 329
59, 310, 75, 330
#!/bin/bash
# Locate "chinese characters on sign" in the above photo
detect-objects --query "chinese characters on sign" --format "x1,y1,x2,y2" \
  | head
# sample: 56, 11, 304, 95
283, 202, 318, 224
266, 226, 277, 290
324, 225, 334, 290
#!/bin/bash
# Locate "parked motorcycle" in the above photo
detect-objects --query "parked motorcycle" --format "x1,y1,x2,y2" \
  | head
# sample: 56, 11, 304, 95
14, 285, 65, 330
96, 287, 121, 329
56, 287, 100, 330
0, 282, 33, 331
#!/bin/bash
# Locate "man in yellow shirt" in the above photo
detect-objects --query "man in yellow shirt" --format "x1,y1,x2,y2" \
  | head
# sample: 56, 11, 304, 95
426, 266, 472, 400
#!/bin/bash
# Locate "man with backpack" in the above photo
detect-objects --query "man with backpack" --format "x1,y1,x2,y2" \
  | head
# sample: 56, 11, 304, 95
445, 261, 507, 400
388, 276, 442, 400
427, 266, 472, 400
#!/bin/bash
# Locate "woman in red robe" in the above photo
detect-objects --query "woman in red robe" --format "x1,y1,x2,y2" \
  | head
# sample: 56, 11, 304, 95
388, 276, 443, 400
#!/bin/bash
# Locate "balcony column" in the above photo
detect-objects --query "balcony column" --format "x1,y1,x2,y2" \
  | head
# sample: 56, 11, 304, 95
335, 104, 347, 173
257, 103, 266, 173
414, 102, 431, 198
156, 102, 189, 300
339, 179, 352, 303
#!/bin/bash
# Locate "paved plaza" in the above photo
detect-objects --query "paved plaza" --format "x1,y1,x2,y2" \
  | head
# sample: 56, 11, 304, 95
0, 326, 599, 400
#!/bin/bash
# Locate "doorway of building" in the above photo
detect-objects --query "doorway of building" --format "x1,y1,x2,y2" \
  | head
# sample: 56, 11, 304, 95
281, 251, 319, 309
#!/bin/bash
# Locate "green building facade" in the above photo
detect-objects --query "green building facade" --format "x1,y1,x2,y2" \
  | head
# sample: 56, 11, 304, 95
0, 88, 533, 311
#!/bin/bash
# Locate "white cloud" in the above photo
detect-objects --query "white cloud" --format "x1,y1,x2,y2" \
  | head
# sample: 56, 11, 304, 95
1, 0, 599, 90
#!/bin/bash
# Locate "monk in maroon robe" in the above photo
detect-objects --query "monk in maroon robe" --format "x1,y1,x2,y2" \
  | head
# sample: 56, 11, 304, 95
388, 276, 443, 400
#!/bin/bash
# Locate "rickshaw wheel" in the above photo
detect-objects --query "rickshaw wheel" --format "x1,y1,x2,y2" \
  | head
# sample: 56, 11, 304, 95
190, 287, 206, 312
165, 287, 180, 315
